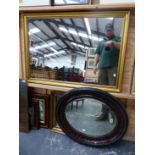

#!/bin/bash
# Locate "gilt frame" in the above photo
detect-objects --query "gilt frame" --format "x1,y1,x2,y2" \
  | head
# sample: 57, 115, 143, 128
22, 11, 130, 92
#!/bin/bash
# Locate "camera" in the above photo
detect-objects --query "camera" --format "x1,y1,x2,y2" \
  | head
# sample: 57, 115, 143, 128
105, 46, 110, 51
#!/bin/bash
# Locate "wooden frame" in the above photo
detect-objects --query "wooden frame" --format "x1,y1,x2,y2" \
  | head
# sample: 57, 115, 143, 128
29, 100, 40, 129
30, 94, 50, 128
22, 11, 130, 93
51, 91, 64, 134
56, 87, 128, 147
87, 58, 95, 69
51, 0, 91, 6
87, 48, 96, 58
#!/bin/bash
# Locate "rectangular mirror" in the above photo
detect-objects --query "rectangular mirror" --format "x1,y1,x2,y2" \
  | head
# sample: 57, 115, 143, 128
23, 11, 130, 92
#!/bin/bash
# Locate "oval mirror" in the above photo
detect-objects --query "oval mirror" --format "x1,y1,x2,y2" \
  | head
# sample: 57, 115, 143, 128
56, 88, 128, 147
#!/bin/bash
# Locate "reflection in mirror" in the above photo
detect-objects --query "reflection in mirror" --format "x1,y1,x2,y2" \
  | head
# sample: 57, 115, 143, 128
56, 87, 128, 146
28, 16, 124, 86
53, 0, 90, 5
38, 99, 45, 123
65, 98, 117, 137
32, 98, 45, 123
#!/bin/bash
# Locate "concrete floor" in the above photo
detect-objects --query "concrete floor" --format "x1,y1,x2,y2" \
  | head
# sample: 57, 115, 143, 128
66, 98, 117, 137
19, 128, 135, 155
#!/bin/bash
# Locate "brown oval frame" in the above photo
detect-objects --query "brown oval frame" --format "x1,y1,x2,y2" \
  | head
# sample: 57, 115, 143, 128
56, 87, 128, 147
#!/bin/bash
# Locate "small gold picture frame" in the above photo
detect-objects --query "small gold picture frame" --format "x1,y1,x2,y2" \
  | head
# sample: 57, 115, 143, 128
87, 58, 95, 69
51, 91, 64, 134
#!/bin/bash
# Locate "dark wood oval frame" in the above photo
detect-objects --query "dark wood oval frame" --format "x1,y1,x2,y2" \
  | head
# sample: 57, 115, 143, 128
56, 87, 128, 147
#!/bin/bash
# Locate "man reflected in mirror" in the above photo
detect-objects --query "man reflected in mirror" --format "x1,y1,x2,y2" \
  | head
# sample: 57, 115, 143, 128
93, 23, 121, 121
93, 23, 121, 85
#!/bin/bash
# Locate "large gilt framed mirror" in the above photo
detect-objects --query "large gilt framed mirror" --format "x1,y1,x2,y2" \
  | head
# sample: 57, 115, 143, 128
23, 11, 130, 92
56, 87, 128, 147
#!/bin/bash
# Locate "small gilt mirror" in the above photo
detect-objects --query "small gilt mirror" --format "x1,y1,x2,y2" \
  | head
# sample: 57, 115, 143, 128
23, 11, 130, 92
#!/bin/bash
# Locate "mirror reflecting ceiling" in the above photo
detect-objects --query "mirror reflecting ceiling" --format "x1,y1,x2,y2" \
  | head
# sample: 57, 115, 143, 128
28, 17, 124, 86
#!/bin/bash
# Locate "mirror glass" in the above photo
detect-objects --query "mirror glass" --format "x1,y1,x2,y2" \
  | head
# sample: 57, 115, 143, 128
28, 16, 124, 86
65, 98, 117, 137
32, 98, 45, 123
38, 99, 45, 123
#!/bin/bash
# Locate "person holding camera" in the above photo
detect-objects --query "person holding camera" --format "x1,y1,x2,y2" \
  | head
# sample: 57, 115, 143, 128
93, 23, 121, 121
93, 23, 121, 86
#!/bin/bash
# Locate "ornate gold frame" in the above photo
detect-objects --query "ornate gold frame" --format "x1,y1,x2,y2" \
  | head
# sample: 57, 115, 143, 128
51, 91, 64, 134
22, 11, 130, 92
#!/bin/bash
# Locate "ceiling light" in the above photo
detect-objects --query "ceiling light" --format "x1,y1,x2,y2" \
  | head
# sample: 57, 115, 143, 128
30, 47, 37, 52
29, 28, 40, 34
78, 32, 88, 38
48, 42, 56, 46
50, 47, 58, 53
45, 50, 66, 58
68, 29, 78, 35
71, 42, 88, 49
107, 17, 114, 20
59, 27, 68, 33
84, 18, 91, 35
71, 42, 77, 46
59, 26, 100, 42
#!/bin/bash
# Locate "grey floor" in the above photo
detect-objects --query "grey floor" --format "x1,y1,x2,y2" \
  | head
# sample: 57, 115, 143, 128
66, 98, 117, 137
19, 129, 135, 155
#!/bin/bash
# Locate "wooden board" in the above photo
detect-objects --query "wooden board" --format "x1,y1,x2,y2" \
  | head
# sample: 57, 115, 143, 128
19, 3, 135, 13
123, 99, 135, 141
19, 79, 29, 132
122, 12, 135, 94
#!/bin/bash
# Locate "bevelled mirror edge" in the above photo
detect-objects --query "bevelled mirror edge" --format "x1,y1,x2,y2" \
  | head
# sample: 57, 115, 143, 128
22, 11, 130, 93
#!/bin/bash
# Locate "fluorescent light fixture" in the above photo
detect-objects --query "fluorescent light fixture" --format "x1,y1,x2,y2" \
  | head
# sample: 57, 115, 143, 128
33, 42, 56, 50
59, 26, 68, 33
34, 46, 42, 50
59, 26, 100, 42
78, 32, 89, 38
30, 47, 43, 55
29, 28, 40, 34
78, 44, 85, 49
68, 29, 78, 35
41, 44, 49, 48
71, 42, 77, 46
71, 42, 88, 49
48, 42, 56, 46
84, 18, 91, 35
45, 50, 66, 58
34, 44, 48, 50
30, 47, 37, 52
107, 17, 114, 20
50, 47, 58, 53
